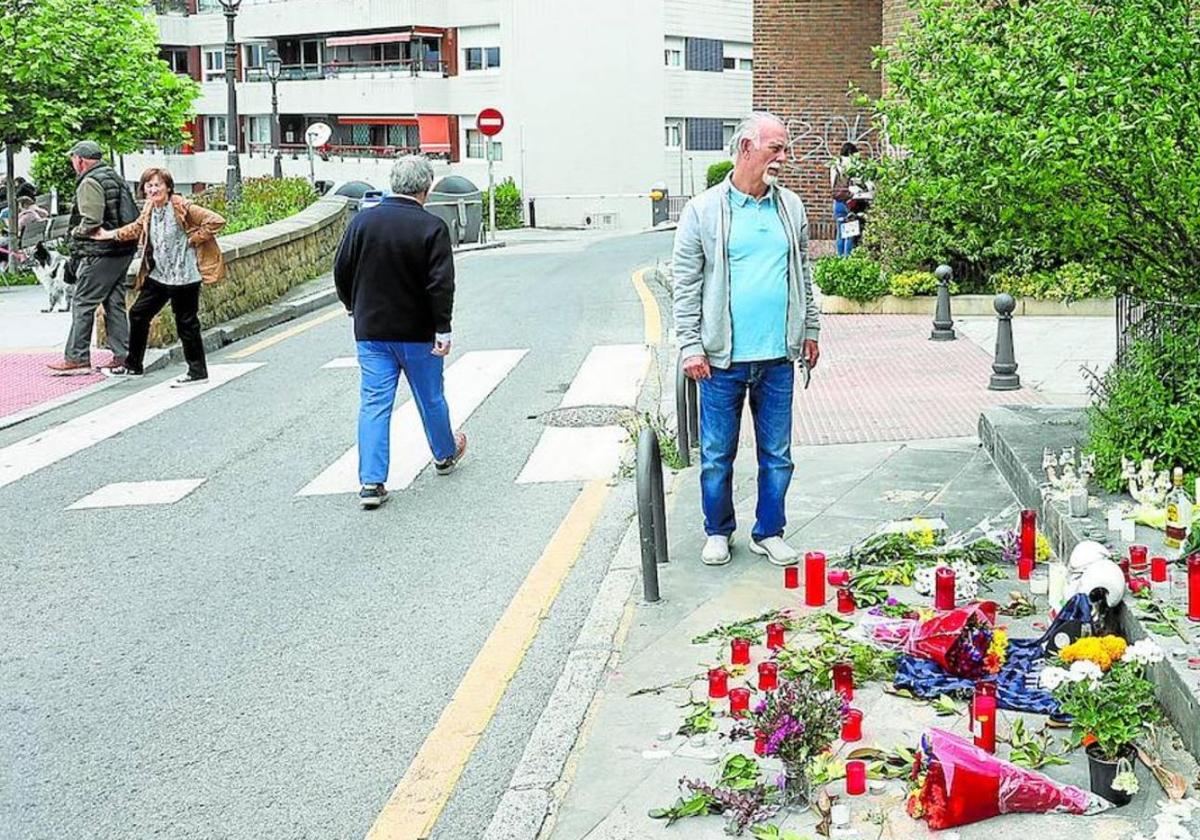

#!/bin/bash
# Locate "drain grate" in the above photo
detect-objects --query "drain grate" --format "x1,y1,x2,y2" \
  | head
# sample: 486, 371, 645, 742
533, 405, 638, 428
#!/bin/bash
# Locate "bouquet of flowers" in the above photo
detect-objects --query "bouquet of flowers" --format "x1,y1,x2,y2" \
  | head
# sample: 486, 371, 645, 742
747, 672, 846, 806
902, 604, 1007, 679
907, 729, 1109, 829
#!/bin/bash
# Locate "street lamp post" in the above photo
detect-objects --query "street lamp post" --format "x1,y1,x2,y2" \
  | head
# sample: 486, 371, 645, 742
266, 48, 283, 179
219, 0, 243, 203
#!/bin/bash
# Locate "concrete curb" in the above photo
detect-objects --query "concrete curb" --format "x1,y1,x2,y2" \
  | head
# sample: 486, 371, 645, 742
483, 518, 641, 840
821, 293, 1115, 317
979, 405, 1200, 762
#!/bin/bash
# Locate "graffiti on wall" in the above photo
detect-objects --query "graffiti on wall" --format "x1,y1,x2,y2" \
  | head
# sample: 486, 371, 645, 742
784, 111, 878, 170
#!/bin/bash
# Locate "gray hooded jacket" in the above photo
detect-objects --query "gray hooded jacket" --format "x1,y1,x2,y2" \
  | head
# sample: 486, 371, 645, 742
671, 177, 820, 368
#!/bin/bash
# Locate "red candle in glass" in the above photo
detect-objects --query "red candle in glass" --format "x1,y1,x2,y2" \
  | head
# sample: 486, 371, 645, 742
766, 622, 786, 651
708, 667, 729, 699
729, 687, 750, 717
758, 661, 779, 691
1017, 555, 1034, 581
784, 566, 800, 589
1151, 556, 1169, 583
1129, 545, 1149, 578
832, 661, 854, 701
973, 689, 997, 753
828, 569, 850, 587
969, 680, 996, 731
1019, 509, 1037, 566
841, 708, 863, 742
754, 731, 767, 756
935, 567, 956, 610
1189, 554, 1200, 622
845, 759, 867, 795
836, 586, 856, 614
805, 552, 827, 607
979, 600, 998, 625
731, 637, 751, 665
1118, 557, 1131, 581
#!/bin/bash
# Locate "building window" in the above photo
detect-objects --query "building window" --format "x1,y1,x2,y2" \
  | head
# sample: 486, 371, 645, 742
203, 48, 225, 81
466, 129, 502, 160
665, 120, 682, 149
684, 37, 723, 72
739, 58, 753, 71
247, 116, 272, 147
722, 121, 738, 149
686, 118, 724, 152
664, 49, 682, 67
465, 46, 501, 71
243, 44, 266, 78
160, 47, 189, 75
205, 115, 228, 151
722, 56, 736, 70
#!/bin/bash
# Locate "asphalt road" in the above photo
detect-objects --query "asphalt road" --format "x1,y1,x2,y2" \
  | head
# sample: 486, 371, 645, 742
0, 229, 674, 839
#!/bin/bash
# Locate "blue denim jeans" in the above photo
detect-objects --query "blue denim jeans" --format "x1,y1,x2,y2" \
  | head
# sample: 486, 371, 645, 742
833, 200, 854, 257
698, 359, 795, 542
357, 340, 456, 485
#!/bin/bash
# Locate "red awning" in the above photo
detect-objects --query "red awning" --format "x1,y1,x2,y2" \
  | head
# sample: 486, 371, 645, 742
338, 116, 419, 126
325, 31, 411, 47
418, 115, 451, 153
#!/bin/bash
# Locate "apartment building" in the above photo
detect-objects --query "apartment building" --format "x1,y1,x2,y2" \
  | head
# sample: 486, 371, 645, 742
123, 0, 752, 230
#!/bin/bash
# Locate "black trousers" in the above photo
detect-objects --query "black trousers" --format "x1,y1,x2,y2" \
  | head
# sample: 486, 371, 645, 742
126, 279, 207, 378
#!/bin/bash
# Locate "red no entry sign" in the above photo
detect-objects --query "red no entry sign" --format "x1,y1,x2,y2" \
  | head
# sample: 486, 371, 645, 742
476, 108, 505, 137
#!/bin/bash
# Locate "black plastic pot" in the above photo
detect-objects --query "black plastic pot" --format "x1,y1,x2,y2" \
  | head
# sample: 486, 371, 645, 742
1086, 744, 1134, 806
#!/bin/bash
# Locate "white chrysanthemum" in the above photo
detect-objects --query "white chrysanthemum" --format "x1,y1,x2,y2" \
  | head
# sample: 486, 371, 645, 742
1068, 660, 1104, 683
1124, 639, 1165, 665
1040, 666, 1069, 691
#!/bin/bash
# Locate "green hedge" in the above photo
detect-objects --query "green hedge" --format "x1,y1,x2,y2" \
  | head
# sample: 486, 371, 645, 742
192, 177, 319, 235
813, 253, 886, 302
481, 178, 522, 230
706, 161, 733, 188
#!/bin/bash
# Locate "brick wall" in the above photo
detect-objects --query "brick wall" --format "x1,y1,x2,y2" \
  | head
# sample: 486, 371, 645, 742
881, 0, 918, 51
753, 0, 883, 239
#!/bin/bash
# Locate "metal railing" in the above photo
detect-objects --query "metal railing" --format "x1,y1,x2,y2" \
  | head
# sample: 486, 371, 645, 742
244, 59, 446, 82
636, 426, 669, 603
675, 354, 700, 468
667, 195, 689, 223
1115, 293, 1200, 363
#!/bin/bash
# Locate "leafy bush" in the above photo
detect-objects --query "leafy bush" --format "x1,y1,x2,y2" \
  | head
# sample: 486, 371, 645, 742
481, 177, 522, 230
30, 140, 78, 199
193, 177, 319, 235
706, 160, 733, 188
993, 262, 1116, 301
814, 252, 886, 302
1085, 318, 1200, 492
887, 270, 956, 298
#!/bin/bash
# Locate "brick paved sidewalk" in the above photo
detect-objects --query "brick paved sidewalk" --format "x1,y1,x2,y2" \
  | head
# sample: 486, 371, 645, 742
0, 350, 115, 423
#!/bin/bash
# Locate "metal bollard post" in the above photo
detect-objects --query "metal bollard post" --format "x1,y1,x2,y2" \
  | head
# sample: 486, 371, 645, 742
930, 264, 956, 341
988, 293, 1021, 390
637, 426, 669, 603
675, 355, 692, 468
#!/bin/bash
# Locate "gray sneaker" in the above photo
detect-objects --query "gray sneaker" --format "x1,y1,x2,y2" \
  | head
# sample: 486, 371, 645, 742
701, 535, 732, 566
749, 536, 799, 567
359, 483, 389, 509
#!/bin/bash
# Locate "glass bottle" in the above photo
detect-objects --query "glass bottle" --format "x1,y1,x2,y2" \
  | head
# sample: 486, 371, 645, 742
1165, 468, 1193, 550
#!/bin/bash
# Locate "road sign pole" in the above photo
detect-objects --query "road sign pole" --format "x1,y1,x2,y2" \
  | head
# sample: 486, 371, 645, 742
488, 138, 496, 238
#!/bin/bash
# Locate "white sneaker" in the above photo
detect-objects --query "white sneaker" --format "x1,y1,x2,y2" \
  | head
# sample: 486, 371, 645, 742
701, 535, 732, 566
749, 536, 799, 567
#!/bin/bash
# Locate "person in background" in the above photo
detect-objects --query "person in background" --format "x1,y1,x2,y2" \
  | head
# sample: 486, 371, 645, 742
91, 167, 226, 386
334, 154, 467, 510
16, 196, 49, 237
46, 140, 139, 376
672, 112, 821, 568
830, 142, 859, 258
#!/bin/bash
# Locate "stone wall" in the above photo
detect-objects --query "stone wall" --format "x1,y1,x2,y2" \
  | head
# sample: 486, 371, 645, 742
116, 196, 351, 348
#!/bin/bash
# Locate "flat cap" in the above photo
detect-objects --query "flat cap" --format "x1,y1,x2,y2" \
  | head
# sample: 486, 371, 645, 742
67, 140, 104, 159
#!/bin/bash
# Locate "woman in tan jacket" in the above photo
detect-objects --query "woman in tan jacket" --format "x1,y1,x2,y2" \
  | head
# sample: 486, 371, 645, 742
93, 167, 226, 385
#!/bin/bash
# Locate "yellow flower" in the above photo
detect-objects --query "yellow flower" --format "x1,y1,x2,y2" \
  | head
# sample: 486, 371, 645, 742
908, 517, 937, 549
1058, 636, 1124, 671
1036, 532, 1052, 563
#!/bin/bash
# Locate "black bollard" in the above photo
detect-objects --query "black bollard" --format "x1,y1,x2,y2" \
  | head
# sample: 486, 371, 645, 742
930, 264, 956, 341
988, 293, 1021, 390
636, 426, 669, 603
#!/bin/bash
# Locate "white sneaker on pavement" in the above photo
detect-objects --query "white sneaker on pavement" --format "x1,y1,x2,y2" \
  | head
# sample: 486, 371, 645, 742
701, 535, 732, 566
749, 536, 799, 567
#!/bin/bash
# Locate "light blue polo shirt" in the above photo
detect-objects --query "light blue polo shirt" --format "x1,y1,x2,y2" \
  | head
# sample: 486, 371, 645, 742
728, 184, 789, 362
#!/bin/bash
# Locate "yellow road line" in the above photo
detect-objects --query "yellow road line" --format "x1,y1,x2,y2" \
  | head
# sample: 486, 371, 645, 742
630, 268, 663, 345
364, 479, 611, 840
227, 307, 344, 358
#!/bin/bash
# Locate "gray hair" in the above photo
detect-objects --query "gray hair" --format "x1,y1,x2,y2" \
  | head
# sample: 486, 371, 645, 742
390, 154, 435, 196
728, 112, 786, 157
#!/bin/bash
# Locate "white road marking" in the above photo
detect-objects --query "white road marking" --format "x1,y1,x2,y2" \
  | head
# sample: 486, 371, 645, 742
515, 427, 629, 484
321, 357, 359, 369
0, 364, 262, 492
68, 479, 207, 510
560, 344, 650, 408
298, 349, 528, 496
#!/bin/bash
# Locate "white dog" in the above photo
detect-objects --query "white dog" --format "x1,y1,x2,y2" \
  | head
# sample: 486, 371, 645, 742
31, 242, 74, 313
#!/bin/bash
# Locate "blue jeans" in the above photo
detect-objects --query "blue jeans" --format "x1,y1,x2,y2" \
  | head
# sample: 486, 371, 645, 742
698, 359, 795, 542
357, 340, 456, 485
834, 200, 854, 257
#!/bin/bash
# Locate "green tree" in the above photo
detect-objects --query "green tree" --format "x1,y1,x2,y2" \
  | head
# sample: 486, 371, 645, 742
706, 160, 733, 188
0, 0, 198, 229
870, 0, 1200, 304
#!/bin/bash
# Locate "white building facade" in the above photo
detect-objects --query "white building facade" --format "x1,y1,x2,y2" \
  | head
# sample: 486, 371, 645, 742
124, 0, 751, 229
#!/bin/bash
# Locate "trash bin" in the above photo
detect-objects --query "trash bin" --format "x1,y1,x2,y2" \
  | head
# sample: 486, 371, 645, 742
425, 175, 483, 246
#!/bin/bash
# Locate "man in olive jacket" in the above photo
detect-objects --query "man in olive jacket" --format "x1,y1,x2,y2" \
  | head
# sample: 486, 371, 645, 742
47, 140, 139, 375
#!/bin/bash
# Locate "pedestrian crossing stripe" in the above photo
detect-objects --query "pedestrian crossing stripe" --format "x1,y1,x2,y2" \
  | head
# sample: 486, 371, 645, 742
297, 349, 528, 496
0, 364, 262, 492
68, 479, 207, 510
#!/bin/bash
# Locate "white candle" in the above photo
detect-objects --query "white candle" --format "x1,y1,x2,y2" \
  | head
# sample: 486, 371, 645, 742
1048, 562, 1067, 607
1107, 508, 1122, 531
1120, 518, 1137, 542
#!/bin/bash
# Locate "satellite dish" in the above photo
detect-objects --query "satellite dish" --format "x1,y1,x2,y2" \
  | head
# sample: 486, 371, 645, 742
305, 121, 332, 147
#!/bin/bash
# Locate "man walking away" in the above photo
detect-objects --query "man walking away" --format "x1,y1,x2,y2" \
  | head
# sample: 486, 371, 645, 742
47, 141, 139, 375
334, 155, 467, 509
673, 112, 821, 567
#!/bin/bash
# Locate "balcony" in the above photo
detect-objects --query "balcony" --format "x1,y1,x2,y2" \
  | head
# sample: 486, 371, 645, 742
244, 58, 447, 82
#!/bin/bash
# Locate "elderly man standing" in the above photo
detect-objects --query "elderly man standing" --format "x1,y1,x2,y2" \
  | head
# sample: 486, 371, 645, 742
47, 141, 139, 375
673, 112, 821, 567
334, 155, 467, 509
